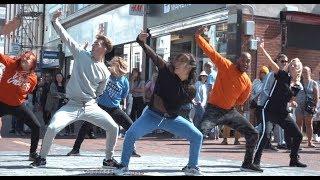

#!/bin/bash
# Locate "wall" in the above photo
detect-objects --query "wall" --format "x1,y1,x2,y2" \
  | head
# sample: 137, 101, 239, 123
228, 4, 320, 18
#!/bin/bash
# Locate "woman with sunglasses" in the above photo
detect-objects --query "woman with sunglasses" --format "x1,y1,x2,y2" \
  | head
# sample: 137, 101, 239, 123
253, 41, 307, 169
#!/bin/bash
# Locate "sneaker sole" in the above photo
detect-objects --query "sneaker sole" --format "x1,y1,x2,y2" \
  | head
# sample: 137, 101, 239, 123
184, 172, 203, 176
102, 165, 118, 169
240, 167, 263, 173
29, 164, 46, 168
66, 153, 80, 156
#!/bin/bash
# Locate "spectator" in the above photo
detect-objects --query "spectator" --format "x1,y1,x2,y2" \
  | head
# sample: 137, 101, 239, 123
295, 66, 319, 147
129, 68, 145, 121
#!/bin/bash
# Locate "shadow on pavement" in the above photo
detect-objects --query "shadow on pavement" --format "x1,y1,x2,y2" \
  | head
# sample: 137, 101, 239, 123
0, 165, 33, 169
201, 150, 246, 153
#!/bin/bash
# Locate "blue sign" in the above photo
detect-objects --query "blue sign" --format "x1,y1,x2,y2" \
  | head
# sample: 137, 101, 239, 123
41, 50, 60, 68
43, 51, 59, 59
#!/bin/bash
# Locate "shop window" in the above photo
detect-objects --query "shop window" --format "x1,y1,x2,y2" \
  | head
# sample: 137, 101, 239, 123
134, 52, 141, 69
123, 54, 128, 61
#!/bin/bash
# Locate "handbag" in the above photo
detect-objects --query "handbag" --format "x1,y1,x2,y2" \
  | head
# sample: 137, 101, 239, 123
304, 82, 316, 115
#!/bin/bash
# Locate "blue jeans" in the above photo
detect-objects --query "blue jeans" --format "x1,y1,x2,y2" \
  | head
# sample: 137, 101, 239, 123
120, 107, 203, 168
193, 104, 205, 130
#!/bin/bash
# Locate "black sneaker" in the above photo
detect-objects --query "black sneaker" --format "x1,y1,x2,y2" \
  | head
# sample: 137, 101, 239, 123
88, 132, 96, 139
277, 144, 288, 149
29, 157, 46, 168
66, 149, 80, 156
240, 163, 263, 172
253, 162, 261, 169
131, 151, 141, 157
289, 155, 307, 167
102, 158, 121, 169
29, 152, 39, 161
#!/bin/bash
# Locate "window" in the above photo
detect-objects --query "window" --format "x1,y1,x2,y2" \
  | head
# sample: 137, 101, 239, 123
134, 52, 140, 69
75, 4, 90, 11
123, 54, 128, 61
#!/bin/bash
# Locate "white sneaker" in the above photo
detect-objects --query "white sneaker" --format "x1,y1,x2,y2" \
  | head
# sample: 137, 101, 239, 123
113, 166, 129, 176
182, 166, 203, 176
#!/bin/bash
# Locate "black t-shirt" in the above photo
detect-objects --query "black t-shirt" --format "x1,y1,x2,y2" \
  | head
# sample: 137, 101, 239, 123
152, 65, 192, 116
266, 70, 297, 116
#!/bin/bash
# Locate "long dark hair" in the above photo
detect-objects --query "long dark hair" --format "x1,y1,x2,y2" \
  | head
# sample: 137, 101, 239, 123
54, 72, 65, 88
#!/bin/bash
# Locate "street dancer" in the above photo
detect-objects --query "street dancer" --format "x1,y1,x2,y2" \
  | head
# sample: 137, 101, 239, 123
195, 26, 261, 172
30, 10, 120, 168
114, 30, 203, 176
253, 41, 307, 168
0, 49, 40, 161
66, 56, 141, 158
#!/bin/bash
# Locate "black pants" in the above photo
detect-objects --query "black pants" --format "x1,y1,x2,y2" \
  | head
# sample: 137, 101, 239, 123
254, 109, 302, 163
200, 104, 259, 164
130, 97, 145, 121
42, 106, 51, 126
0, 101, 40, 153
11, 116, 24, 132
72, 105, 133, 151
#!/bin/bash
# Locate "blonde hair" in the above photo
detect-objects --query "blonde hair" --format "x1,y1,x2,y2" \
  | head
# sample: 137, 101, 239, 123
110, 56, 129, 75
287, 58, 303, 82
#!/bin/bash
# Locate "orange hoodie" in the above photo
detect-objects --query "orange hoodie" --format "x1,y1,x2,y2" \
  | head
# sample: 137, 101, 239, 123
0, 53, 37, 106
195, 34, 252, 110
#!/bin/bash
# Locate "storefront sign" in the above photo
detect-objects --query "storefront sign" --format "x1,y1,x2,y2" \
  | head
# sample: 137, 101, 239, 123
41, 50, 60, 68
129, 4, 145, 16
147, 4, 226, 28
163, 4, 191, 14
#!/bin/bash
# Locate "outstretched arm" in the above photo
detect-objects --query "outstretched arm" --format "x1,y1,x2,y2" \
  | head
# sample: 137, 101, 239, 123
195, 26, 229, 70
259, 42, 280, 74
51, 10, 81, 56
136, 31, 166, 69
0, 16, 22, 36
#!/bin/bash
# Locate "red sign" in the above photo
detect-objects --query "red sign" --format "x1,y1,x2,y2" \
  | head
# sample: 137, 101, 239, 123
129, 4, 144, 16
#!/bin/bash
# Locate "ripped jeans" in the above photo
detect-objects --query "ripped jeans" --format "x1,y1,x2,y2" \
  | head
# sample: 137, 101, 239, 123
120, 107, 203, 168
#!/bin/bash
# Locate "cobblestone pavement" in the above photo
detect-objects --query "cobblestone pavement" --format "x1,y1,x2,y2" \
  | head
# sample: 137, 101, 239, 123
0, 138, 320, 176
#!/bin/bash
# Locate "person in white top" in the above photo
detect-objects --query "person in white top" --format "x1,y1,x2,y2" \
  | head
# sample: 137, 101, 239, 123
30, 10, 120, 168
193, 71, 208, 130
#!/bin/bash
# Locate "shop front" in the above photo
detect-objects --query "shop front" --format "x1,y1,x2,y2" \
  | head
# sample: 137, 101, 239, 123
63, 4, 144, 76
146, 4, 228, 78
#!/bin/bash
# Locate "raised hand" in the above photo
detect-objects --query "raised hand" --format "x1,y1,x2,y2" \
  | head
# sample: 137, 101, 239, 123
195, 26, 208, 36
0, 16, 22, 35
259, 41, 265, 49
51, 9, 62, 22
138, 30, 149, 44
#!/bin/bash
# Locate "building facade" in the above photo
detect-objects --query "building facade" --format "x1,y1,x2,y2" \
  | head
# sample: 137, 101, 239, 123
43, 4, 144, 78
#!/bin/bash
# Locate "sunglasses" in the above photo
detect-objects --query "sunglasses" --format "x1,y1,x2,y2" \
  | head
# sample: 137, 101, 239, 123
280, 60, 288, 63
